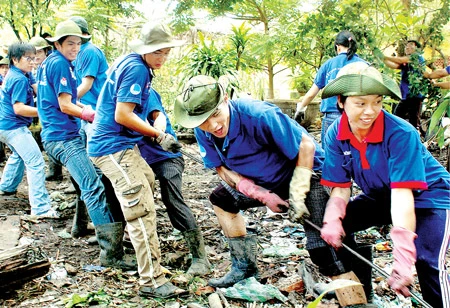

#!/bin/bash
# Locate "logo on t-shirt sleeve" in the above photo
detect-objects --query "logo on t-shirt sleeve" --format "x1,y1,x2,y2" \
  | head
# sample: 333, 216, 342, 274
130, 84, 141, 95
60, 77, 67, 86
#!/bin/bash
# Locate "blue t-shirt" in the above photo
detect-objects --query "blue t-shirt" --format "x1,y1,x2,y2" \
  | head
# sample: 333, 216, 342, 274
88, 53, 153, 157
314, 53, 366, 113
321, 110, 450, 209
0, 66, 35, 130
138, 88, 181, 164
36, 51, 80, 141
446, 65, 450, 75
195, 99, 325, 193
400, 53, 425, 99
73, 42, 108, 109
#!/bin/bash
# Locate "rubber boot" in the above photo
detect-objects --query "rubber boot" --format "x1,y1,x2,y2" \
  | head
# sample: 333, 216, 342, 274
95, 222, 137, 271
71, 196, 90, 238
0, 142, 6, 163
183, 228, 212, 276
208, 234, 259, 288
46, 159, 63, 181
351, 245, 374, 304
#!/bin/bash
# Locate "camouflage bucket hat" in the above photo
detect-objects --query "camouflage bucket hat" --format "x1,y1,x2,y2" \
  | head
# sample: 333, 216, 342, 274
29, 36, 51, 50
174, 75, 225, 128
128, 22, 184, 55
322, 62, 401, 100
46, 20, 91, 43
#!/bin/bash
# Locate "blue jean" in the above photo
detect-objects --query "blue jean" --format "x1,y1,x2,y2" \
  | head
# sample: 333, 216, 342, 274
321, 112, 341, 149
43, 136, 113, 225
0, 126, 51, 215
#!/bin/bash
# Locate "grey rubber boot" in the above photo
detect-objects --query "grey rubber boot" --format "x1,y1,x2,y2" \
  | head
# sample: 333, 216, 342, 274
46, 160, 63, 181
183, 228, 212, 276
95, 222, 137, 271
71, 196, 90, 238
208, 234, 259, 288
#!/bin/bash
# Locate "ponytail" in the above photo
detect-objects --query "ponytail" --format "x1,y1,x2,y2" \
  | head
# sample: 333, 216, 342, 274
335, 30, 358, 60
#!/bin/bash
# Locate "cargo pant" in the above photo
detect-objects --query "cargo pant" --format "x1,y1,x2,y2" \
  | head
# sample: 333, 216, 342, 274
91, 147, 167, 288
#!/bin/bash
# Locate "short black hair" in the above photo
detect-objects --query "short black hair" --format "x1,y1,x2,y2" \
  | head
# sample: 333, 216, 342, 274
7, 42, 36, 64
407, 40, 421, 49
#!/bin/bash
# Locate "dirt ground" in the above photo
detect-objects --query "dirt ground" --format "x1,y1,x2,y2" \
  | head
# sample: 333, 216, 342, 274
0, 133, 448, 308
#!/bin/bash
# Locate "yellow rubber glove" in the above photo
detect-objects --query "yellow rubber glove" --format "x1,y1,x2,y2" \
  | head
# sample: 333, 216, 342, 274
288, 166, 312, 224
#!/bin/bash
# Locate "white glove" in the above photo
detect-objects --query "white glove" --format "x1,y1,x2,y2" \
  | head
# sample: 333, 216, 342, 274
288, 166, 312, 223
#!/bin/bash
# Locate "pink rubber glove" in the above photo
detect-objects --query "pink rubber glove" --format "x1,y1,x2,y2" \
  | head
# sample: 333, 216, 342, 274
236, 178, 289, 213
320, 197, 347, 249
81, 105, 95, 123
387, 226, 417, 297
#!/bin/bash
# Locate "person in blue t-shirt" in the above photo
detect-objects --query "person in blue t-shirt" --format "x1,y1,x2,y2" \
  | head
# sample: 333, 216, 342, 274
138, 88, 211, 276
382, 40, 426, 131
319, 62, 450, 308
174, 75, 375, 307
294, 30, 367, 148
29, 36, 63, 182
68, 16, 122, 238
37, 20, 135, 271
0, 42, 57, 218
88, 22, 187, 299
424, 65, 450, 89
0, 56, 10, 163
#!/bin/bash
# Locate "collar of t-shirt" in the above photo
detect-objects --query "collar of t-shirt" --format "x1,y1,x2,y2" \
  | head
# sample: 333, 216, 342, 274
336, 111, 384, 169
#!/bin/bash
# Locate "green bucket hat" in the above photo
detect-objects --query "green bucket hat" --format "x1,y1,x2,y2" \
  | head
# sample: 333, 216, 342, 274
322, 62, 401, 100
174, 75, 225, 128
29, 36, 51, 50
46, 20, 91, 43
70, 16, 90, 35
128, 22, 184, 55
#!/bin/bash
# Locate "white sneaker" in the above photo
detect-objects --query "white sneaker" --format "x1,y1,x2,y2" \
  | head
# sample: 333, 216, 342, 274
35, 209, 60, 219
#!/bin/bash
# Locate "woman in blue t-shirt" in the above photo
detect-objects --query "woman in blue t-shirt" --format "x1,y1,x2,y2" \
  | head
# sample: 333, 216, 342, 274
320, 62, 450, 308
0, 43, 57, 217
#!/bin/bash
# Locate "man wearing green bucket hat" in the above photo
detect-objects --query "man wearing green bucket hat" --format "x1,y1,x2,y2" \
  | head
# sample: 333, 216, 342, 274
174, 74, 375, 307
88, 21, 187, 299
36, 20, 136, 270
319, 62, 450, 308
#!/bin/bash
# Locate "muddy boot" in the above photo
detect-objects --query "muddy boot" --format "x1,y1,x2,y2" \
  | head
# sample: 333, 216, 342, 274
71, 196, 90, 238
95, 222, 137, 271
351, 245, 374, 304
46, 159, 63, 181
0, 142, 6, 163
183, 228, 211, 276
208, 234, 259, 288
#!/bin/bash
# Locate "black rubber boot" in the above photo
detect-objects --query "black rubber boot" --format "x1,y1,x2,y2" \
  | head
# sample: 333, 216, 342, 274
183, 228, 211, 276
71, 196, 90, 238
351, 245, 374, 304
0, 142, 6, 163
208, 234, 259, 288
46, 159, 63, 181
95, 222, 137, 271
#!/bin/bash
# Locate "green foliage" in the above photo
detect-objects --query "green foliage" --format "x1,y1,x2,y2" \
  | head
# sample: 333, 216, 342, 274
426, 93, 450, 147
178, 32, 237, 81
64, 289, 110, 308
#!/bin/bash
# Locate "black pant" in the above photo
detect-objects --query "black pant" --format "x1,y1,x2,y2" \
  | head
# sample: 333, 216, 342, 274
394, 97, 423, 129
150, 156, 198, 232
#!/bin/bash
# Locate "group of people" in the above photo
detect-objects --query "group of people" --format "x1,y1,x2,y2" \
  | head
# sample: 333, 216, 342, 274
0, 19, 449, 307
